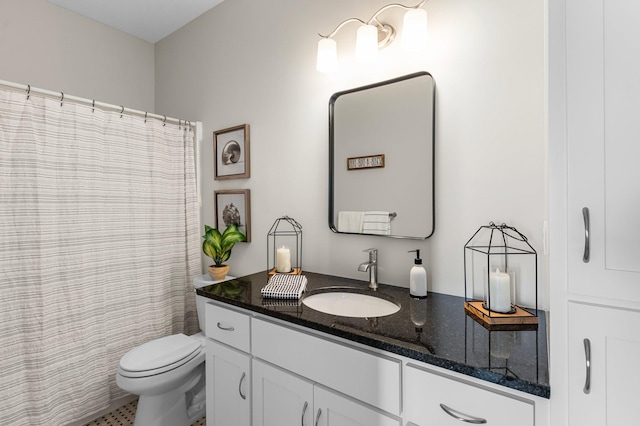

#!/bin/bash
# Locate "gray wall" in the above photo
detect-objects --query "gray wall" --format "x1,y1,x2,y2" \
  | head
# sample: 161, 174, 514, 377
155, 0, 547, 308
0, 0, 155, 112
0, 0, 547, 309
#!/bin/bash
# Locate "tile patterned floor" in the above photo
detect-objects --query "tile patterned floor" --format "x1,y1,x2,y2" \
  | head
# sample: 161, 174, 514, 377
84, 400, 206, 426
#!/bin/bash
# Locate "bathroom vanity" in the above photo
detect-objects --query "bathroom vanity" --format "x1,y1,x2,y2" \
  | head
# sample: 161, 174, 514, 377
197, 271, 550, 426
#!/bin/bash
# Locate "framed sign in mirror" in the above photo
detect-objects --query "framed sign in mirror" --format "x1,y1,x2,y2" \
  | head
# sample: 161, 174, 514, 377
329, 72, 435, 239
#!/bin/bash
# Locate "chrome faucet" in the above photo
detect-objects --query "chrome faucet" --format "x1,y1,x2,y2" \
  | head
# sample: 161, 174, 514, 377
358, 248, 378, 290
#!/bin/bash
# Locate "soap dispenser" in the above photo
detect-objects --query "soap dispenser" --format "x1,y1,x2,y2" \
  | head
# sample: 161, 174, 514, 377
408, 249, 427, 298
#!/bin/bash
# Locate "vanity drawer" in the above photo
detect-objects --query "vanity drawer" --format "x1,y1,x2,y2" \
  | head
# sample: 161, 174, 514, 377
252, 317, 401, 416
205, 302, 251, 353
405, 364, 534, 426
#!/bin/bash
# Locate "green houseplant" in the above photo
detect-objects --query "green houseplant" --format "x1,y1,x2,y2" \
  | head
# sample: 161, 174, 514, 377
202, 224, 246, 281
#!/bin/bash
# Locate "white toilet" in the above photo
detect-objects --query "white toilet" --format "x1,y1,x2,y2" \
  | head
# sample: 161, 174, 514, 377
116, 275, 218, 426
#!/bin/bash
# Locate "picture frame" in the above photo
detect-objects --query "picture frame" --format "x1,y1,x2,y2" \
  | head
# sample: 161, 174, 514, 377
214, 189, 251, 242
214, 124, 250, 180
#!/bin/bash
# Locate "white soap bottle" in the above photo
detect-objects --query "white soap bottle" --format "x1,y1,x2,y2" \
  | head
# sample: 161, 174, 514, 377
409, 249, 428, 298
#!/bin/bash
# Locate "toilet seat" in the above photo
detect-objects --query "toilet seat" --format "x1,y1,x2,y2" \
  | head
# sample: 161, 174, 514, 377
119, 333, 203, 378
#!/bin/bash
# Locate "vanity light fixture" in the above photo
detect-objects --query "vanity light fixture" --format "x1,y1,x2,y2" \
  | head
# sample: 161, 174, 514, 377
316, 0, 428, 73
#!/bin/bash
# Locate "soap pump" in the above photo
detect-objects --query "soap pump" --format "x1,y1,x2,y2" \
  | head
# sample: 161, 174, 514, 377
408, 249, 427, 298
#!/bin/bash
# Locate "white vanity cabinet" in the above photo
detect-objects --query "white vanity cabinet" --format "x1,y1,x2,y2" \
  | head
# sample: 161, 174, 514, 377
205, 303, 252, 426
567, 302, 640, 425
205, 300, 544, 426
404, 364, 534, 426
549, 0, 640, 423
252, 359, 314, 426
251, 317, 401, 426
253, 359, 399, 426
313, 385, 399, 426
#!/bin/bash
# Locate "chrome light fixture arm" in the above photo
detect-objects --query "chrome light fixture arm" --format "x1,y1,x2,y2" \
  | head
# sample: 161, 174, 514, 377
319, 17, 366, 39
318, 0, 428, 40
365, 0, 428, 26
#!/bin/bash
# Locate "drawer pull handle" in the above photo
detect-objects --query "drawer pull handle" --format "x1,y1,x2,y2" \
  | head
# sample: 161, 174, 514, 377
583, 338, 591, 394
439, 404, 487, 424
406, 423, 421, 426
301, 401, 308, 426
582, 207, 590, 263
217, 322, 235, 331
238, 372, 247, 400
314, 408, 322, 426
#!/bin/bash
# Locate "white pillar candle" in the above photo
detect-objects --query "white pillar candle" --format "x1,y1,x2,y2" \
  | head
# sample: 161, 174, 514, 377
488, 268, 511, 313
276, 246, 291, 273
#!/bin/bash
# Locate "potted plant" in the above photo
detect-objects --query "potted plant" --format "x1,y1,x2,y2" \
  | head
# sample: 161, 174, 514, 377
202, 223, 246, 281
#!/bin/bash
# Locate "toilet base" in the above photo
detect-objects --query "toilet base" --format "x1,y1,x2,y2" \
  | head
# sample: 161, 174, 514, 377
134, 363, 206, 426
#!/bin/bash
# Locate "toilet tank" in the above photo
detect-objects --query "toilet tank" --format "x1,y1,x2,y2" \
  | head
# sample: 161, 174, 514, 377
193, 274, 235, 333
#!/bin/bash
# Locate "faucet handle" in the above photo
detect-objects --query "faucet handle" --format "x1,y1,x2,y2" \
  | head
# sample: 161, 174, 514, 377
362, 248, 377, 260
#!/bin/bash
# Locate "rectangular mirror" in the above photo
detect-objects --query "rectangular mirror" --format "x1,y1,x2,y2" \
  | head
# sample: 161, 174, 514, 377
329, 72, 435, 239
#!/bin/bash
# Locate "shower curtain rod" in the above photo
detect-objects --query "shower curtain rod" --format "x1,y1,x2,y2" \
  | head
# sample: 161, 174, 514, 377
0, 79, 189, 126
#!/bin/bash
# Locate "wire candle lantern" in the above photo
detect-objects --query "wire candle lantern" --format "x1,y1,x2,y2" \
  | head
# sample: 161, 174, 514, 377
267, 216, 303, 277
463, 222, 538, 329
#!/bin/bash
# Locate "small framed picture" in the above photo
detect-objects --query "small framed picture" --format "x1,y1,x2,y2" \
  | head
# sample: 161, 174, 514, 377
214, 189, 251, 242
214, 124, 250, 180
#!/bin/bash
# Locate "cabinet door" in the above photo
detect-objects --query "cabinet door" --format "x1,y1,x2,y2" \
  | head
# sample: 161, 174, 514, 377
404, 364, 533, 426
313, 386, 400, 426
568, 302, 640, 426
252, 359, 314, 426
206, 340, 250, 426
566, 0, 640, 303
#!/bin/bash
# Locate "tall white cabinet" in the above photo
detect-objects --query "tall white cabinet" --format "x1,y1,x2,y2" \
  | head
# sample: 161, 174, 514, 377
551, 0, 640, 424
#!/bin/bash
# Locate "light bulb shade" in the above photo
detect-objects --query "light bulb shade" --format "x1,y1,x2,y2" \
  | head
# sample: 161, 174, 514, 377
401, 8, 427, 52
317, 38, 337, 73
355, 24, 379, 64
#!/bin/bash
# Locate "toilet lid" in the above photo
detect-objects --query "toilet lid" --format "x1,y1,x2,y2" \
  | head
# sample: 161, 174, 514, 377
120, 333, 202, 373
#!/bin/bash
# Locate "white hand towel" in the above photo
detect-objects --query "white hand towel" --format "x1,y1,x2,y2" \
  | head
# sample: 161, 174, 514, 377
337, 211, 364, 233
362, 211, 391, 235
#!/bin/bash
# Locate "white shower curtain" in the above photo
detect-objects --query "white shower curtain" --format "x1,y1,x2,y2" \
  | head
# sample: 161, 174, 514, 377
0, 87, 201, 425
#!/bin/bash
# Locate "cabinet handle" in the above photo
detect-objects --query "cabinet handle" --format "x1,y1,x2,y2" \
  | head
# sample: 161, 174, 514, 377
314, 408, 322, 426
439, 404, 487, 424
238, 372, 247, 400
406, 423, 421, 426
582, 207, 590, 263
301, 401, 308, 426
217, 322, 235, 331
583, 338, 591, 394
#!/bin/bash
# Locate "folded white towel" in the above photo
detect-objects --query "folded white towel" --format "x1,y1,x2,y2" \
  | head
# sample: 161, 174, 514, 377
337, 211, 364, 233
362, 211, 391, 235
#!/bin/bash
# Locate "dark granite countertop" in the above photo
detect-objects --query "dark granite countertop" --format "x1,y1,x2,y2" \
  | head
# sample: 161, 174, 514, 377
196, 271, 550, 399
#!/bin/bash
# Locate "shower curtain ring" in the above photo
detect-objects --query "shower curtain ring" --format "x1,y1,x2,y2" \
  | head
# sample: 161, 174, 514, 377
144, 112, 148, 123
26, 85, 30, 100
162, 115, 166, 127
60, 92, 64, 106
92, 100, 95, 113
120, 106, 124, 118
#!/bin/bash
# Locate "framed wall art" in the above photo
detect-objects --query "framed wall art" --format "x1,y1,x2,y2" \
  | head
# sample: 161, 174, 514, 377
214, 189, 251, 242
214, 124, 250, 180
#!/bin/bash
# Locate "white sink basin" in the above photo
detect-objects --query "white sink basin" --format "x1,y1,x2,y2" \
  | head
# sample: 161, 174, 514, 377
302, 288, 400, 318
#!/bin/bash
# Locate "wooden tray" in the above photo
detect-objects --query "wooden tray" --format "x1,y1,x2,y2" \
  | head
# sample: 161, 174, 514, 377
464, 300, 538, 330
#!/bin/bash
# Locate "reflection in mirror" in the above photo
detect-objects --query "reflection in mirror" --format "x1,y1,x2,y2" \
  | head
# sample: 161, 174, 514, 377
329, 72, 435, 239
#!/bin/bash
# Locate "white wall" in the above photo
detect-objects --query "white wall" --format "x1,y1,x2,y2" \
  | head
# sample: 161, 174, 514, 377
0, 0, 155, 112
155, 0, 547, 308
